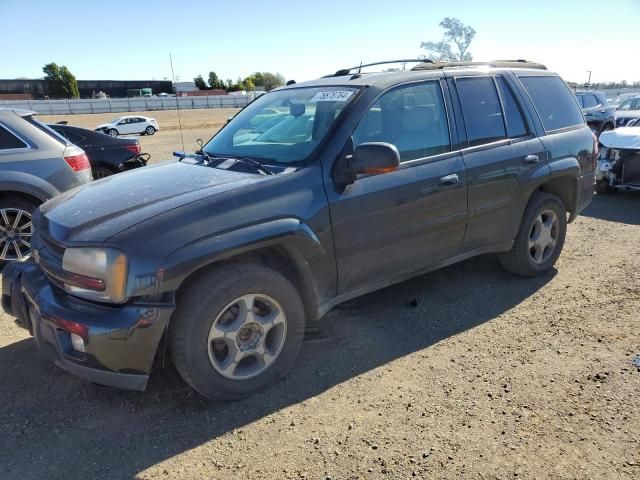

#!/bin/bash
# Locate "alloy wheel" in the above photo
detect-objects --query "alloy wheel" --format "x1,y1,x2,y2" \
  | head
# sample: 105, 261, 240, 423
528, 209, 559, 264
207, 293, 287, 380
0, 208, 33, 261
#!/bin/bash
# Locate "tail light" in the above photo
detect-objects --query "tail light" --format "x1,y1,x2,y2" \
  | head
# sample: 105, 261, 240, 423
64, 153, 91, 172
124, 143, 142, 155
591, 132, 599, 170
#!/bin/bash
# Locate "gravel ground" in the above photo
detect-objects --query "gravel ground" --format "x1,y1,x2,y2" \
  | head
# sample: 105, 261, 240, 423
0, 110, 639, 479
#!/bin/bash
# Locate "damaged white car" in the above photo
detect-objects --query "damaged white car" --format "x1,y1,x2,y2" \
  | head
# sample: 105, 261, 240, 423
596, 126, 640, 194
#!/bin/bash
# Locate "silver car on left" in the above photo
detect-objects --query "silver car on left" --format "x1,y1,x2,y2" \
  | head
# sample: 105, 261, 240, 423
0, 108, 92, 263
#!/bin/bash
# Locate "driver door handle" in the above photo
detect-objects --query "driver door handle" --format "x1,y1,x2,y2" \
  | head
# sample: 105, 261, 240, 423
438, 173, 460, 187
524, 154, 539, 164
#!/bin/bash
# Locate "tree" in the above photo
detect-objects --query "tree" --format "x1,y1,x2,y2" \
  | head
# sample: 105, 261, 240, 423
194, 75, 207, 90
208, 71, 224, 90
420, 17, 476, 62
243, 77, 255, 92
59, 66, 79, 98
262, 72, 285, 91
251, 72, 265, 88
43, 62, 79, 98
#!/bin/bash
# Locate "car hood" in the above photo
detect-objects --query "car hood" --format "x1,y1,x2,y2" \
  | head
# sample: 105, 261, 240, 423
95, 122, 116, 129
38, 161, 261, 243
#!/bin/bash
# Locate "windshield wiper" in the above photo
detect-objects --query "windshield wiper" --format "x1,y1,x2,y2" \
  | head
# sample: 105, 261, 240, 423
206, 153, 275, 176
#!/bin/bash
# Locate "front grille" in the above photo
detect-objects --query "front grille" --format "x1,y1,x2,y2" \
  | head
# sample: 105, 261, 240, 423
34, 232, 66, 291
39, 233, 65, 262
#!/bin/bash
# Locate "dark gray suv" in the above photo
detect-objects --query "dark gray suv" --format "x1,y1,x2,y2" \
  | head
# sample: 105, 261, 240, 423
2, 60, 596, 400
0, 108, 92, 262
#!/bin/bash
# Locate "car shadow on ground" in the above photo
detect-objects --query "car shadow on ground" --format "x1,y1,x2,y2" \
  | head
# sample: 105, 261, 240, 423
0, 256, 554, 479
581, 190, 640, 225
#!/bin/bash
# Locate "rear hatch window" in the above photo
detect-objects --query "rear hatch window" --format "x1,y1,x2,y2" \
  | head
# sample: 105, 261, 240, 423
23, 116, 72, 146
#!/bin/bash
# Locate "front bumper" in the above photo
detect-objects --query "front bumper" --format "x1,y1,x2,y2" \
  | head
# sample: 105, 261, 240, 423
2, 261, 175, 391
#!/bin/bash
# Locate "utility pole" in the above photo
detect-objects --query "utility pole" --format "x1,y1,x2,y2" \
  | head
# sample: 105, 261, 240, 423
586, 70, 592, 89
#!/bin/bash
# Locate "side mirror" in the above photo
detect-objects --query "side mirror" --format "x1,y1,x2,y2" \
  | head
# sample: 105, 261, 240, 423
226, 116, 234, 124
348, 142, 400, 175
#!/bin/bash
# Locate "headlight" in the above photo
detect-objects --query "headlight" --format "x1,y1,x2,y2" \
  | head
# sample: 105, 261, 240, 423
62, 247, 128, 303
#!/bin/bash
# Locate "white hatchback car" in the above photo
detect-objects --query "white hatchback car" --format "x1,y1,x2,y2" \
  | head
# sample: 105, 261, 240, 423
95, 116, 159, 137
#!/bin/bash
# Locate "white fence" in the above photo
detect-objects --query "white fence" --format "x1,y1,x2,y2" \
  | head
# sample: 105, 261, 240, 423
1, 96, 250, 115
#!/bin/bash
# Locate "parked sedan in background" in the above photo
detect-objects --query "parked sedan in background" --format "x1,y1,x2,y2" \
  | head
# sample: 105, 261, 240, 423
615, 96, 640, 128
0, 108, 91, 263
49, 123, 149, 179
95, 116, 159, 137
574, 91, 615, 133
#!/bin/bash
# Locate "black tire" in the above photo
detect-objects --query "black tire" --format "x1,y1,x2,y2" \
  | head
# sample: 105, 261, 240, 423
92, 166, 116, 180
145, 126, 155, 135
170, 263, 305, 400
107, 128, 118, 137
595, 180, 615, 195
498, 192, 567, 277
0, 196, 40, 269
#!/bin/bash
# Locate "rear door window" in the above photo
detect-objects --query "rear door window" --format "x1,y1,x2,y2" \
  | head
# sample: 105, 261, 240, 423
496, 77, 528, 138
0, 125, 28, 150
456, 77, 506, 147
518, 76, 585, 131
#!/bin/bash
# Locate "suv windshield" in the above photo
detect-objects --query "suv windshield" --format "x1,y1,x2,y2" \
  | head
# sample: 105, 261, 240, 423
204, 86, 359, 163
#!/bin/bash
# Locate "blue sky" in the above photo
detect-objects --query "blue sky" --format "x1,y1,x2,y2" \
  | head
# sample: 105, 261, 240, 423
1, 0, 639, 84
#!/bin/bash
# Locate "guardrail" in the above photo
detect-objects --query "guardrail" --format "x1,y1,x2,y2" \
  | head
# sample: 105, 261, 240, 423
1, 96, 251, 115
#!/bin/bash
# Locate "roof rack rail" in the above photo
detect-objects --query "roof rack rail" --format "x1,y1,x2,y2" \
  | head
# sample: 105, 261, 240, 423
329, 59, 434, 77
411, 59, 547, 71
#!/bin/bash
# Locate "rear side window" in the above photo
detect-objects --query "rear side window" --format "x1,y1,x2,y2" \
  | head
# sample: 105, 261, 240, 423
496, 77, 528, 138
456, 77, 506, 147
583, 94, 599, 108
352, 81, 451, 162
519, 76, 584, 131
0, 125, 28, 150
24, 117, 71, 146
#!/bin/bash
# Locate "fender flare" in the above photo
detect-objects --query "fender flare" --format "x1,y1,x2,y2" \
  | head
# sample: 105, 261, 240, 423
129, 218, 329, 310
0, 171, 60, 203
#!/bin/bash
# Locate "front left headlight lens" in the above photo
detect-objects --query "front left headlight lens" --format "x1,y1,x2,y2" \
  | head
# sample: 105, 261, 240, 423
62, 247, 128, 303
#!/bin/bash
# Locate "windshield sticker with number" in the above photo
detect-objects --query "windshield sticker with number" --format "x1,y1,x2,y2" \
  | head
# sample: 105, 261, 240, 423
311, 90, 355, 102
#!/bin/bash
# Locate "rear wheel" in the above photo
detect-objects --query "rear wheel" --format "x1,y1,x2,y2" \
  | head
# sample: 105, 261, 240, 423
0, 196, 39, 265
92, 166, 116, 180
145, 126, 156, 135
170, 263, 305, 400
499, 192, 567, 277
107, 128, 118, 137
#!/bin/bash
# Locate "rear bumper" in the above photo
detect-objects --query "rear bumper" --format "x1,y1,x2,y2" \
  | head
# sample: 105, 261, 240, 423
573, 170, 595, 220
2, 261, 175, 391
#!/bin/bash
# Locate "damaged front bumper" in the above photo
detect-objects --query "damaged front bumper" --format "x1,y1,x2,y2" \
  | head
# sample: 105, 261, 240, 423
2, 261, 175, 391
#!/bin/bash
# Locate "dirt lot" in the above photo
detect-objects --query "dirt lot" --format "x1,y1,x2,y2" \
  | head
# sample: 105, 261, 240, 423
40, 108, 243, 162
0, 109, 639, 479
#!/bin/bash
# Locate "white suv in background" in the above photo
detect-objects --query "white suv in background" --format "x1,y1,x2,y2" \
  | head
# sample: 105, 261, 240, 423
95, 116, 159, 137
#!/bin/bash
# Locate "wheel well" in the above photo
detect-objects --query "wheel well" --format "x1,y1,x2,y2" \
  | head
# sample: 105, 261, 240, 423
0, 191, 43, 207
537, 176, 576, 215
176, 246, 317, 322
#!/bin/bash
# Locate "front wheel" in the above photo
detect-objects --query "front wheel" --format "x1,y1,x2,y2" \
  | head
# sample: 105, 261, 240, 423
0, 196, 39, 265
170, 263, 305, 400
499, 192, 567, 277
145, 126, 156, 135
107, 128, 118, 137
